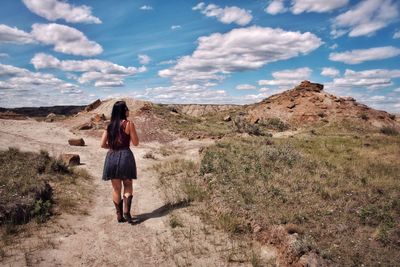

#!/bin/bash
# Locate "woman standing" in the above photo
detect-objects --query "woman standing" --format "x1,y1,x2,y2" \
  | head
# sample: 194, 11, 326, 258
101, 101, 139, 223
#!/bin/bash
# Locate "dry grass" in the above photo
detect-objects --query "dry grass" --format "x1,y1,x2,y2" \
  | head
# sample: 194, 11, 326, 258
153, 131, 400, 266
152, 104, 271, 139
0, 147, 93, 261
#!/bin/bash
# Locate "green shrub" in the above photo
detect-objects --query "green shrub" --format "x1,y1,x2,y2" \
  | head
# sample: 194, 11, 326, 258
380, 126, 398, 136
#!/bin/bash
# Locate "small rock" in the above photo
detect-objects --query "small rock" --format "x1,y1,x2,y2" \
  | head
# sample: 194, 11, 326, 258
91, 113, 106, 123
287, 103, 296, 109
68, 138, 85, 146
78, 122, 93, 130
223, 115, 231, 122
61, 154, 80, 166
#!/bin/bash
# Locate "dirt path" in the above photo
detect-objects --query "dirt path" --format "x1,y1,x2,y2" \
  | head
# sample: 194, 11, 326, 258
0, 119, 276, 266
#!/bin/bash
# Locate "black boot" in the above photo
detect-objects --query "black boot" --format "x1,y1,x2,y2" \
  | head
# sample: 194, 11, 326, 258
123, 195, 133, 223
113, 200, 126, 223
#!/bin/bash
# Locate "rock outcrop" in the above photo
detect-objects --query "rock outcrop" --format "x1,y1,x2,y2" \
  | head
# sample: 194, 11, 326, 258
247, 81, 399, 129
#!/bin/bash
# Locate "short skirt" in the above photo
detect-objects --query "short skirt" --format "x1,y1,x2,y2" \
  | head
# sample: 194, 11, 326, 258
102, 147, 137, 181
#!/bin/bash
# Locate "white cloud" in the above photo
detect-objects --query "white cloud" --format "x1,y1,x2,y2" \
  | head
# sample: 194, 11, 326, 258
159, 26, 322, 86
0, 24, 34, 44
258, 67, 312, 87
0, 53, 9, 58
329, 43, 338, 50
291, 0, 348, 14
22, 0, 101, 24
138, 54, 151, 65
140, 5, 153, 10
265, 0, 287, 15
259, 87, 270, 92
329, 46, 400, 64
171, 25, 182, 30
332, 0, 399, 37
0, 62, 80, 91
0, 81, 16, 89
321, 67, 340, 78
394, 30, 400, 39
393, 88, 400, 92
129, 84, 270, 105
236, 84, 256, 90
330, 68, 400, 90
31, 23, 103, 56
157, 59, 177, 65
31, 53, 146, 88
193, 2, 252, 26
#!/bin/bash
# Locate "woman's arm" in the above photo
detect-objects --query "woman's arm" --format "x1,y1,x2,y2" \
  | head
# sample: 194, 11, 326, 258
100, 130, 109, 149
128, 120, 139, 146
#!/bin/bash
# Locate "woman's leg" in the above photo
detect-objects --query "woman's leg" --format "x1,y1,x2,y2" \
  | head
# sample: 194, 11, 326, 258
122, 179, 133, 222
111, 179, 122, 203
111, 179, 125, 222
122, 179, 133, 198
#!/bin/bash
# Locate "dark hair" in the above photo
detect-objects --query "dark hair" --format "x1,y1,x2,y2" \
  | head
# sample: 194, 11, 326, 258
107, 101, 129, 150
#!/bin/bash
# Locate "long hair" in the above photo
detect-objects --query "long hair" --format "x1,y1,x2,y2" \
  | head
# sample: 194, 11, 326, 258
107, 100, 128, 150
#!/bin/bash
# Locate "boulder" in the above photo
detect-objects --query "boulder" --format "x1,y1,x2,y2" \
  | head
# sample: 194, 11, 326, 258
61, 154, 80, 166
45, 113, 56, 122
84, 99, 101, 112
223, 115, 231, 122
68, 138, 85, 146
78, 122, 93, 130
91, 113, 106, 123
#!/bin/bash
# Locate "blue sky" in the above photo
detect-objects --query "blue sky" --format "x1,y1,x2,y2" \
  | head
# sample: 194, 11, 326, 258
0, 0, 399, 112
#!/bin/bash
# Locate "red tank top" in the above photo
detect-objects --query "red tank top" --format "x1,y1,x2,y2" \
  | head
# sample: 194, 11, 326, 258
116, 120, 130, 149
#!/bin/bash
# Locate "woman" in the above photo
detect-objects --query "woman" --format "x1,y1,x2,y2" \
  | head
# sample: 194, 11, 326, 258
101, 100, 139, 223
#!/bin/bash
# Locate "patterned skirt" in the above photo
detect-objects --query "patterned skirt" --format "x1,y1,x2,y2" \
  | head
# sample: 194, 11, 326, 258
102, 147, 137, 180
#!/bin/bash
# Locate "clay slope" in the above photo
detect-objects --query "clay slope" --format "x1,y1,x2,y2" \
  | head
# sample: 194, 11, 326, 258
165, 104, 240, 117
247, 81, 399, 129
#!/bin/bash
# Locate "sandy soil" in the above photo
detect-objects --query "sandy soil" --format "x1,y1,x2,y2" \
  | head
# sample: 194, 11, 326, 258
0, 118, 276, 266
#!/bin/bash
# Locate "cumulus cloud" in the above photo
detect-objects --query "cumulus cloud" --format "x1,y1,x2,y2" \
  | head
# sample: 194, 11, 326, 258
171, 25, 182, 30
394, 30, 400, 39
130, 84, 269, 105
332, 0, 399, 37
258, 67, 312, 87
31, 53, 146, 87
330, 68, 400, 90
236, 84, 256, 90
0, 24, 34, 44
193, 2, 252, 26
31, 23, 103, 56
291, 0, 348, 14
0, 62, 81, 91
329, 46, 400, 64
265, 0, 286, 15
321, 67, 340, 77
22, 0, 101, 24
140, 5, 153, 10
138, 54, 151, 65
159, 26, 322, 86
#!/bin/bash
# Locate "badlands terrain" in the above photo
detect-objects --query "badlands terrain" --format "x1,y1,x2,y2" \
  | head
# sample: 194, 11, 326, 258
0, 81, 399, 266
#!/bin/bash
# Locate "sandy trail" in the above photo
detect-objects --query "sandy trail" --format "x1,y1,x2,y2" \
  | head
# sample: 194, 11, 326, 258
0, 119, 275, 266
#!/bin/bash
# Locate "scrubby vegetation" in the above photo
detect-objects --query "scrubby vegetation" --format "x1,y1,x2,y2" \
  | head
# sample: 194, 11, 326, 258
153, 132, 400, 266
152, 104, 273, 139
0, 147, 92, 254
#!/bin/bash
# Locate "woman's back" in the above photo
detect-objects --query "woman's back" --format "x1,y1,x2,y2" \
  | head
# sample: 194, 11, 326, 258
115, 120, 130, 149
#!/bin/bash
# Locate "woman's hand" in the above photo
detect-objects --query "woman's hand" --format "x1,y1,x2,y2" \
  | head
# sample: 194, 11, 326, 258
100, 130, 109, 149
